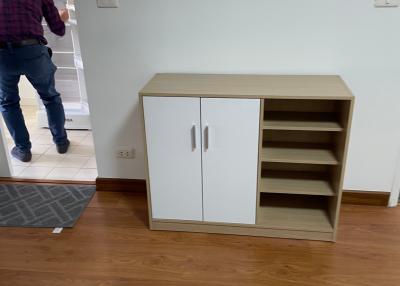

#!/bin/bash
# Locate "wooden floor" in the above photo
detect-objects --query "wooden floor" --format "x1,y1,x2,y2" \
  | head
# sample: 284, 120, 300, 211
0, 191, 399, 286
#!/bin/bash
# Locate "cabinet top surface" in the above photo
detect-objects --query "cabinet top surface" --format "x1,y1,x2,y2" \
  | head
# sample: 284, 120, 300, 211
140, 74, 354, 100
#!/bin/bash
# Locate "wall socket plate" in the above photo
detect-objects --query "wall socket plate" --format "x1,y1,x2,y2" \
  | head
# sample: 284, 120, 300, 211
116, 148, 135, 159
97, 0, 119, 8
375, 0, 399, 7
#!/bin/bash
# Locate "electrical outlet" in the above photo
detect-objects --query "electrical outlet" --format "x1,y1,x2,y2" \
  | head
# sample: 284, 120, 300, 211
375, 0, 399, 7
97, 0, 119, 8
116, 148, 135, 159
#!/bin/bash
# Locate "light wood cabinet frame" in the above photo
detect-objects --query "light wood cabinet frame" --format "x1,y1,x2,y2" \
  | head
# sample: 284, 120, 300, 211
140, 74, 354, 242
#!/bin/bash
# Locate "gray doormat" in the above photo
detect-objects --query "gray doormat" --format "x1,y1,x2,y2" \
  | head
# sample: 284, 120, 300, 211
0, 184, 95, 228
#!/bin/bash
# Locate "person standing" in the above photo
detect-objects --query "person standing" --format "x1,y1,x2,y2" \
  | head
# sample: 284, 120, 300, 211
0, 0, 70, 162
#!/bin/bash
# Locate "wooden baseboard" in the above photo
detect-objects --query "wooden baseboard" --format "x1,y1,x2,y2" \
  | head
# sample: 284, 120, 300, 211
0, 177, 95, 186
95, 178, 390, 206
0, 177, 391, 206
342, 190, 390, 206
96, 178, 146, 192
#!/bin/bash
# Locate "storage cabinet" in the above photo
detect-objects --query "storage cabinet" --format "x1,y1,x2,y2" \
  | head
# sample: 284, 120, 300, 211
141, 74, 354, 241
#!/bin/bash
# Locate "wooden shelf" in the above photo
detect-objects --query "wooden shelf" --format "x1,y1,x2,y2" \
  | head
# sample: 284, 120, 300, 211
261, 144, 339, 165
257, 194, 333, 232
263, 112, 343, 132
260, 172, 335, 196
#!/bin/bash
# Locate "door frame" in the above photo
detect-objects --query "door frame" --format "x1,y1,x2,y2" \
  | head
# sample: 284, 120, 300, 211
0, 120, 12, 178
388, 147, 400, 207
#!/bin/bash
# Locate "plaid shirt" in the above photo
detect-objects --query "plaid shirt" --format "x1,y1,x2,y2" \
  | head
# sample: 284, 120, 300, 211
0, 0, 65, 44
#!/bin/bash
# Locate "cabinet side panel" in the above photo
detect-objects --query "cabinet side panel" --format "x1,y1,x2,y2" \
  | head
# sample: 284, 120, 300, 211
201, 98, 260, 224
140, 96, 154, 228
143, 96, 203, 221
256, 100, 265, 225
329, 100, 354, 238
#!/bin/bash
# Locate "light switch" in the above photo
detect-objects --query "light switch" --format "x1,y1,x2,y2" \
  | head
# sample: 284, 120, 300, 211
374, 0, 399, 7
97, 0, 119, 8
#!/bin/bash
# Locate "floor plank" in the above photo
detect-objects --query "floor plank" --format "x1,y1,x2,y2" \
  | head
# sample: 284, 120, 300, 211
0, 192, 399, 286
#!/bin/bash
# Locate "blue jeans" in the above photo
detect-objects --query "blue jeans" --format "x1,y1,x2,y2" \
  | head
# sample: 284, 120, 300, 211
0, 44, 68, 151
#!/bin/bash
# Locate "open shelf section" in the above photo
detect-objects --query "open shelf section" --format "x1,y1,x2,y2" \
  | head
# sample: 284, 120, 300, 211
256, 97, 352, 240
261, 144, 339, 165
263, 112, 343, 132
260, 171, 335, 196
257, 194, 333, 233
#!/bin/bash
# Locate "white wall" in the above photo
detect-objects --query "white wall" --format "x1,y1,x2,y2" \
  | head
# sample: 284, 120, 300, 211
73, 0, 400, 192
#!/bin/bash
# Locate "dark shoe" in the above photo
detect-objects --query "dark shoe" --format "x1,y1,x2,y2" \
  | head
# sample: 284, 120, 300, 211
11, 147, 32, 163
56, 139, 70, 154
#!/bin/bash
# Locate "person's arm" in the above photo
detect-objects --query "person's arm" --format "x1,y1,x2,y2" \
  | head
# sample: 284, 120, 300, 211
42, 0, 66, 37
59, 8, 70, 23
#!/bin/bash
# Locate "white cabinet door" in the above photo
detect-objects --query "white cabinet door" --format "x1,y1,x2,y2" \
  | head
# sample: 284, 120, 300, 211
143, 97, 203, 221
201, 98, 260, 224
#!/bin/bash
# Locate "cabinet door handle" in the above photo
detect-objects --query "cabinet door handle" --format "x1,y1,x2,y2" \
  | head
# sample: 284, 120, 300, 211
191, 124, 197, 151
205, 125, 210, 151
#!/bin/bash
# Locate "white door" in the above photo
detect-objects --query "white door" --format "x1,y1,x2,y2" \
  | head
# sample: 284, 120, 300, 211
143, 97, 203, 221
201, 98, 260, 224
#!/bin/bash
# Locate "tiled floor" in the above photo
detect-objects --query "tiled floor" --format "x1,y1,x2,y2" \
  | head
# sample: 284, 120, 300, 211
3, 105, 98, 181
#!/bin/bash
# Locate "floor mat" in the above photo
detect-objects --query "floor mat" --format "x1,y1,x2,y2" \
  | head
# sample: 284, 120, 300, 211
0, 184, 95, 227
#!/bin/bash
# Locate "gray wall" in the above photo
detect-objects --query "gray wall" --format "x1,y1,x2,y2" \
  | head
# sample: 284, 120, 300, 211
74, 0, 400, 193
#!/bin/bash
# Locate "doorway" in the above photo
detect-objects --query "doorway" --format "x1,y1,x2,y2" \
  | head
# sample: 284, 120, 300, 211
0, 0, 97, 182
